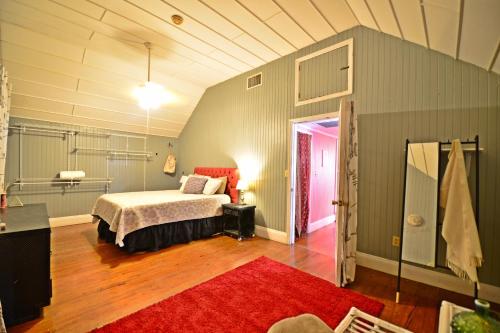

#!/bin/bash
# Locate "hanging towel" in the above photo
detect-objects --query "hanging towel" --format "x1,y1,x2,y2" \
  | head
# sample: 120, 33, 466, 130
440, 140, 483, 286
164, 153, 176, 174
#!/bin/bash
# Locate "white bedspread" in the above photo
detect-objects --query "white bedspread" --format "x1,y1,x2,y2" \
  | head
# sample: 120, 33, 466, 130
92, 190, 231, 246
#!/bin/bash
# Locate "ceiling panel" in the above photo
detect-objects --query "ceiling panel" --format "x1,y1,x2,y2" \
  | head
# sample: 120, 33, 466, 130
391, 0, 426, 47
311, 0, 358, 33
265, 12, 314, 49
11, 94, 75, 116
274, 0, 335, 41
13, 0, 144, 44
346, 0, 379, 30
366, 0, 401, 38
424, 0, 459, 57
52, 0, 105, 20
127, 0, 267, 67
459, 0, 500, 69
1, 0, 498, 138
236, 0, 280, 21
164, 0, 242, 39
1, 22, 85, 62
201, 0, 295, 56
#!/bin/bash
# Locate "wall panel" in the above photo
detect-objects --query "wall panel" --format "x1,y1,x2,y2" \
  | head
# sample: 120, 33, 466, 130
178, 26, 500, 287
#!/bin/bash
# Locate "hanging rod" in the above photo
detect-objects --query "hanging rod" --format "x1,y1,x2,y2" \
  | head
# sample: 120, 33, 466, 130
6, 178, 113, 190
9, 124, 147, 140
9, 125, 76, 136
73, 147, 152, 158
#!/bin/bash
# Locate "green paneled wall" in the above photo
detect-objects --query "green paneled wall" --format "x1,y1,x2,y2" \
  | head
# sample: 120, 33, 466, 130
5, 117, 179, 217
178, 26, 500, 287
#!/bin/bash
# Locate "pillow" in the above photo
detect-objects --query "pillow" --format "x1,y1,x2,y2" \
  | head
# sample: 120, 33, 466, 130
215, 176, 228, 194
182, 176, 208, 194
179, 174, 191, 191
203, 178, 223, 195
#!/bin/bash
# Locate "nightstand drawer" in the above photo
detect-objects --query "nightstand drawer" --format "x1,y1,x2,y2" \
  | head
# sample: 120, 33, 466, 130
223, 208, 239, 216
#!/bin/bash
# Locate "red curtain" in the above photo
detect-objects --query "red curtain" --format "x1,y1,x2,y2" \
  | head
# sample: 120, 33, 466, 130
295, 132, 312, 238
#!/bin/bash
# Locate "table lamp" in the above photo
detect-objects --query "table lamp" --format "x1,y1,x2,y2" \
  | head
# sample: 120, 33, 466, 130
236, 180, 249, 205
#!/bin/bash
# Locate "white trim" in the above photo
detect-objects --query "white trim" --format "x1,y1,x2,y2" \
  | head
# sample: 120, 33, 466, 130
295, 38, 353, 107
246, 72, 262, 90
254, 225, 288, 244
356, 252, 500, 304
49, 214, 92, 228
307, 215, 335, 233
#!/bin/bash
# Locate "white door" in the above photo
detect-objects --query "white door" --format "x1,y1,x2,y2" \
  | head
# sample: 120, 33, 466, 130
334, 99, 358, 287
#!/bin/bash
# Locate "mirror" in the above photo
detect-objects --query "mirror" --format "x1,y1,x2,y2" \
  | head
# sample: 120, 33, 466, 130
402, 142, 439, 267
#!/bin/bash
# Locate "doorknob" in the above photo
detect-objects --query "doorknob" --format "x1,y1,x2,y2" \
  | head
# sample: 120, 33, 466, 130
332, 200, 345, 206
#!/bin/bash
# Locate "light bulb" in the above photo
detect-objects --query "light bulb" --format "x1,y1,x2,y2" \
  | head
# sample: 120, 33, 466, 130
133, 81, 172, 110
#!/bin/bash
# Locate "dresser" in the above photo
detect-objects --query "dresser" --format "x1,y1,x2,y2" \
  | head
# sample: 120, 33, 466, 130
0, 204, 51, 327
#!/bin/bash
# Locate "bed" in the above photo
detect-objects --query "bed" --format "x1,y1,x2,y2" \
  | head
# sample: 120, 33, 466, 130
93, 167, 239, 252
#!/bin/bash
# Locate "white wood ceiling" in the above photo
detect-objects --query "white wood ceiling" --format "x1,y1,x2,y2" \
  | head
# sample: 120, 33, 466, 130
1, 0, 499, 137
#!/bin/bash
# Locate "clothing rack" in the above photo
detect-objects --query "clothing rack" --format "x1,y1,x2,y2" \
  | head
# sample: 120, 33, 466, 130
396, 135, 481, 303
6, 178, 113, 193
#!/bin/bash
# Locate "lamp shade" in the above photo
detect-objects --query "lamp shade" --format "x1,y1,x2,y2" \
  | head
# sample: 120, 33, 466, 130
236, 180, 248, 190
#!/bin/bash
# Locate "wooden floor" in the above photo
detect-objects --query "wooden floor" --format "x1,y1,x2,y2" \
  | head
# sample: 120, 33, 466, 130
9, 223, 497, 333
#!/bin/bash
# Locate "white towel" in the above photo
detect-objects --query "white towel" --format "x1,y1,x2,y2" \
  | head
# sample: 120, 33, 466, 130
440, 140, 483, 286
59, 170, 86, 179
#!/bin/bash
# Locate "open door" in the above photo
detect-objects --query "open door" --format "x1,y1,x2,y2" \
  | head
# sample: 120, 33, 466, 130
334, 99, 358, 287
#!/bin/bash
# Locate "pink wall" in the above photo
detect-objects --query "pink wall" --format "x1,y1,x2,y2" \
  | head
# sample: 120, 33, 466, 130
309, 131, 337, 223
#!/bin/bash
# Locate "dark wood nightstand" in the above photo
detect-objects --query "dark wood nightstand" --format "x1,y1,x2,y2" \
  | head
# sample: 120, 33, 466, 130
222, 203, 256, 241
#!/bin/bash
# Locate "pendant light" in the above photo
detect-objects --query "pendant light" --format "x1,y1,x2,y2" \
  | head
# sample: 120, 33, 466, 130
133, 42, 169, 110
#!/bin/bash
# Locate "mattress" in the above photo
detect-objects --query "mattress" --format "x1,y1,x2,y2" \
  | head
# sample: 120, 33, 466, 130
92, 190, 231, 246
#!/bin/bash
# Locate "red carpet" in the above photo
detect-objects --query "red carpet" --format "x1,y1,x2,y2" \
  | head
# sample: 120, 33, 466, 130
92, 257, 383, 332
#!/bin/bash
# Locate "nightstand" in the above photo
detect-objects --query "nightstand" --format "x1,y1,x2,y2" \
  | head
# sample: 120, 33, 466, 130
222, 203, 256, 241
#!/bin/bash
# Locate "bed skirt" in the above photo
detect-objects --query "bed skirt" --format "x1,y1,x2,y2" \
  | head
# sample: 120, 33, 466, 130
97, 216, 224, 253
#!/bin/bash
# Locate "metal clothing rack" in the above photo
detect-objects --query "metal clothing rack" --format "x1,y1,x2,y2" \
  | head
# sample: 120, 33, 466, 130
6, 178, 113, 193
396, 135, 481, 303
9, 123, 152, 192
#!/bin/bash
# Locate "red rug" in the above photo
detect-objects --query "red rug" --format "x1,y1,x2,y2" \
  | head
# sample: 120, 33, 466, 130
92, 257, 383, 332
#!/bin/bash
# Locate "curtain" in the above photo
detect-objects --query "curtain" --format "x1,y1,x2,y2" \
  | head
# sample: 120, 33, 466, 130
295, 132, 312, 238
338, 100, 358, 286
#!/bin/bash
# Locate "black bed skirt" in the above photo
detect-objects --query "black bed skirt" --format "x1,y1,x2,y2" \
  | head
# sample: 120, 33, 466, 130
97, 216, 224, 253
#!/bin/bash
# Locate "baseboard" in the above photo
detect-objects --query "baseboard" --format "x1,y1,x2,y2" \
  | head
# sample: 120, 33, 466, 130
307, 215, 335, 233
49, 214, 93, 228
356, 252, 500, 304
255, 225, 288, 244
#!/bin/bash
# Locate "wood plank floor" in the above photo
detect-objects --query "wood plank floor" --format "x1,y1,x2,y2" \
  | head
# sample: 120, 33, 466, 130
9, 223, 497, 333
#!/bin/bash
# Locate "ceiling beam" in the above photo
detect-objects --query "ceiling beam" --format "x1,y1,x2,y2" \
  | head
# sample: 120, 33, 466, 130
309, 0, 338, 34
487, 41, 500, 72
419, 0, 430, 49
363, 0, 381, 32
388, 0, 404, 40
344, 0, 361, 26
271, 0, 317, 42
234, 0, 298, 52
455, 0, 464, 59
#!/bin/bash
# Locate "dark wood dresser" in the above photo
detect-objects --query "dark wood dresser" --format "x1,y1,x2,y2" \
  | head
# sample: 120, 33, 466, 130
0, 204, 51, 327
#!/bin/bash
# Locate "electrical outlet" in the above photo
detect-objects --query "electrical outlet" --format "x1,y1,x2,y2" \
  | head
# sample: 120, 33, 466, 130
392, 236, 400, 247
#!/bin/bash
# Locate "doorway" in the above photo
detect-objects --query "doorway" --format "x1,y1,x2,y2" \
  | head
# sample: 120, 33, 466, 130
287, 111, 341, 284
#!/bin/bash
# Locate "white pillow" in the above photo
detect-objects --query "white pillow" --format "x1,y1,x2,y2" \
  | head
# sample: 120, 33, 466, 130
203, 178, 223, 195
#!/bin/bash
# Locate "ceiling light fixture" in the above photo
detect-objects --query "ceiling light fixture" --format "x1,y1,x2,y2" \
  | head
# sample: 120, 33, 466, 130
133, 42, 169, 110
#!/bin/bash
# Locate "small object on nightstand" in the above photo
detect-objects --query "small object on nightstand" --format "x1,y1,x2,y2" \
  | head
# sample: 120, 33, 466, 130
0, 222, 5, 231
222, 203, 255, 241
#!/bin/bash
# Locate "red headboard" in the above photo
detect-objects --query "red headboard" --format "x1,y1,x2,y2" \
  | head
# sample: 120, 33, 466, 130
193, 167, 240, 203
